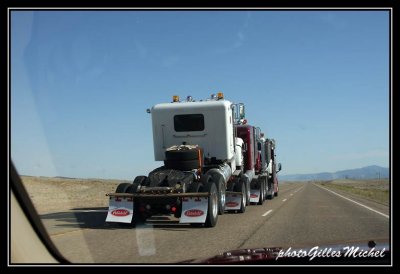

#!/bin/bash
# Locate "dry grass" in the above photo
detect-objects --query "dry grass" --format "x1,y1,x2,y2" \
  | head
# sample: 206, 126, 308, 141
318, 179, 389, 205
20, 176, 124, 214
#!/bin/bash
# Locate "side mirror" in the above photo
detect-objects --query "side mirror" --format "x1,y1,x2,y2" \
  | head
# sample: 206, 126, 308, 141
239, 103, 245, 119
277, 163, 282, 172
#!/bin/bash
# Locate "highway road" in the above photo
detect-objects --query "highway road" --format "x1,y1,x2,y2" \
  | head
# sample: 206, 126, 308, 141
38, 182, 390, 264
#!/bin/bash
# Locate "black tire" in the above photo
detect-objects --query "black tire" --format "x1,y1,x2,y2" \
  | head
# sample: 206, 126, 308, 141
188, 182, 205, 227
234, 180, 247, 213
245, 180, 251, 206
114, 183, 142, 227
264, 178, 268, 200
263, 177, 268, 201
257, 179, 264, 205
267, 180, 274, 200
115, 182, 131, 193
205, 173, 226, 215
188, 182, 202, 192
203, 181, 219, 227
128, 209, 146, 227
130, 176, 147, 193
165, 149, 199, 161
164, 159, 199, 170
217, 178, 226, 215
129, 177, 147, 226
274, 189, 278, 197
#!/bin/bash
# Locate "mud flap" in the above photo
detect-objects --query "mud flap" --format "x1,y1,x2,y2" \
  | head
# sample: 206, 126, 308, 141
179, 197, 208, 224
106, 196, 134, 223
250, 189, 260, 203
225, 193, 242, 210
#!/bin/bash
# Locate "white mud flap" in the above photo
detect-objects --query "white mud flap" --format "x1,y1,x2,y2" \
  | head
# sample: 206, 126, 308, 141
225, 193, 242, 210
250, 189, 260, 203
106, 196, 134, 223
179, 197, 208, 224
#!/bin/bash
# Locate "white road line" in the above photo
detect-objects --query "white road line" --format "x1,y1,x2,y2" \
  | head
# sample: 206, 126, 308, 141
314, 184, 389, 219
290, 193, 293, 196
282, 199, 287, 202
262, 209, 273, 217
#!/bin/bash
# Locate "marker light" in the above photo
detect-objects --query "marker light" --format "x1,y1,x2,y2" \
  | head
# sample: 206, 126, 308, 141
172, 95, 180, 102
217, 92, 224, 99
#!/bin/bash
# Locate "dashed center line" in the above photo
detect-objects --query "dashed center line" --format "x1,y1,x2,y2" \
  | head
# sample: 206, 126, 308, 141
290, 193, 293, 196
282, 199, 287, 202
262, 209, 273, 217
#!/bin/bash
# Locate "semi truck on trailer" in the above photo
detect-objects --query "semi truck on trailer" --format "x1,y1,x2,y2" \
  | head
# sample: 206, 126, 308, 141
106, 93, 255, 227
263, 138, 281, 198
234, 125, 282, 205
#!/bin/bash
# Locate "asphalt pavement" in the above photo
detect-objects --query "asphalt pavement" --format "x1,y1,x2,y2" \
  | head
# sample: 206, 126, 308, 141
39, 182, 389, 264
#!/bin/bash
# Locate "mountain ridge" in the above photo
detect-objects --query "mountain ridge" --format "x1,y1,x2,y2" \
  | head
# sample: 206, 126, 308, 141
279, 165, 389, 181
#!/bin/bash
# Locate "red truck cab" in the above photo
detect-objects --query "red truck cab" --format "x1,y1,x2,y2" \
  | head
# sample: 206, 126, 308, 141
235, 124, 257, 173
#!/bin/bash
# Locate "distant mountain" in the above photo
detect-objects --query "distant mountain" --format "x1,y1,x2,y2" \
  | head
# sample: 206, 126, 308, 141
280, 165, 389, 181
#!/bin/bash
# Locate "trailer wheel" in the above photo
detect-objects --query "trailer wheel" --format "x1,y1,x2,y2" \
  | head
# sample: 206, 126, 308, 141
188, 182, 205, 227
205, 173, 226, 215
165, 148, 200, 161
267, 180, 274, 200
188, 181, 202, 192
115, 182, 131, 193
234, 180, 247, 213
131, 176, 147, 192
217, 178, 226, 215
245, 180, 251, 206
257, 179, 265, 205
114, 183, 143, 227
263, 177, 268, 201
203, 180, 219, 227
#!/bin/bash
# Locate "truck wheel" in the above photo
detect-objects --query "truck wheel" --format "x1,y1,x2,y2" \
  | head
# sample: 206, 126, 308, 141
114, 183, 140, 227
257, 179, 264, 205
203, 181, 219, 227
270, 188, 275, 200
245, 180, 251, 206
131, 176, 147, 192
188, 182, 205, 227
115, 182, 131, 193
188, 182, 202, 192
128, 209, 146, 227
263, 177, 268, 200
267, 181, 274, 200
165, 148, 199, 161
217, 178, 226, 215
204, 174, 226, 215
234, 181, 247, 213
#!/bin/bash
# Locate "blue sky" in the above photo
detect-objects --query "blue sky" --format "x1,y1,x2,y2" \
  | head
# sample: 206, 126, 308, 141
11, 10, 390, 179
